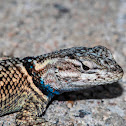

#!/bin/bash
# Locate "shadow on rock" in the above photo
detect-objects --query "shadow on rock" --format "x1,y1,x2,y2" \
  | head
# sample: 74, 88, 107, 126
55, 82, 123, 101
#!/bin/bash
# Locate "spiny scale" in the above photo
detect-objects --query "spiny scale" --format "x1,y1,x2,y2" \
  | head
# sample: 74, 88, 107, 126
0, 58, 32, 115
0, 46, 123, 126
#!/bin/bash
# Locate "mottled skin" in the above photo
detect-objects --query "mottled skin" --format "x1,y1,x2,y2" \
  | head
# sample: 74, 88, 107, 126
0, 46, 123, 126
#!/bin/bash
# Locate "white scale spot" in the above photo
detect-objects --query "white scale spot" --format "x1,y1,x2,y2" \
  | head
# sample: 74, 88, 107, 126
81, 73, 97, 80
28, 59, 32, 62
58, 71, 79, 77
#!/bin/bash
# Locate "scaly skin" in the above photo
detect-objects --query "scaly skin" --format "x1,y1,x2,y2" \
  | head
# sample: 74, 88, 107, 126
0, 46, 123, 125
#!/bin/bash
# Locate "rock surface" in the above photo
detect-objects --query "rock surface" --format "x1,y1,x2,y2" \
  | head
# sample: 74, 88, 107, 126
0, 0, 126, 126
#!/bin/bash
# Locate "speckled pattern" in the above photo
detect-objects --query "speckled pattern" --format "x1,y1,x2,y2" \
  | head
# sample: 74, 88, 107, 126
0, 0, 126, 126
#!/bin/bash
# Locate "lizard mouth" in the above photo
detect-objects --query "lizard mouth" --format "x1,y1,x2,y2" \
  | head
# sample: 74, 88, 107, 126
58, 72, 123, 93
71, 70, 123, 86
55, 69, 123, 93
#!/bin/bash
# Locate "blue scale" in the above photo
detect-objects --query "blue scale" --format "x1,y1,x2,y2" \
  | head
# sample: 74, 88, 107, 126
40, 78, 60, 98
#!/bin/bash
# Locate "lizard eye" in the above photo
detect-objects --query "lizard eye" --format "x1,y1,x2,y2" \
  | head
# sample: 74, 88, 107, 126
82, 61, 94, 70
82, 63, 90, 70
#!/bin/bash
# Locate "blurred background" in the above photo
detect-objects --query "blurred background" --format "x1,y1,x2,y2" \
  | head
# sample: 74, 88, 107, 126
0, 0, 126, 126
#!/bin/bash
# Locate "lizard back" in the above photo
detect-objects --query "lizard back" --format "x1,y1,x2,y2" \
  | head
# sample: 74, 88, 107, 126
0, 58, 48, 116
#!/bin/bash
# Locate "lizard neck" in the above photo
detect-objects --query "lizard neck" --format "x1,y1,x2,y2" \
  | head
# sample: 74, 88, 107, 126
39, 78, 60, 98
22, 57, 60, 100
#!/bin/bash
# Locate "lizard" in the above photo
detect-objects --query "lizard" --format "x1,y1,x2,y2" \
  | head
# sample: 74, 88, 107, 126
0, 45, 123, 126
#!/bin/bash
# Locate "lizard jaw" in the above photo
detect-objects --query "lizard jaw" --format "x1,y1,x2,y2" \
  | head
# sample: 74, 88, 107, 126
79, 70, 123, 85
54, 67, 123, 92
56, 71, 123, 93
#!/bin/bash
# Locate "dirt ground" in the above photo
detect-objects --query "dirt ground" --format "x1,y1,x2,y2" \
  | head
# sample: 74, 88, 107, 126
0, 0, 126, 126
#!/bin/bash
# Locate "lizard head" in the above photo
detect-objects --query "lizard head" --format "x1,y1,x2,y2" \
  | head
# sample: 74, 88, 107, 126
35, 46, 123, 94
48, 46, 123, 92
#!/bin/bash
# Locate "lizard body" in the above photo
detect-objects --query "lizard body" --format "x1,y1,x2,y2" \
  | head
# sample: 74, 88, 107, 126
0, 46, 123, 125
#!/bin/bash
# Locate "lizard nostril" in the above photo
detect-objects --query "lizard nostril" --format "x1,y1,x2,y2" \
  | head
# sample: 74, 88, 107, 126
112, 67, 117, 71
